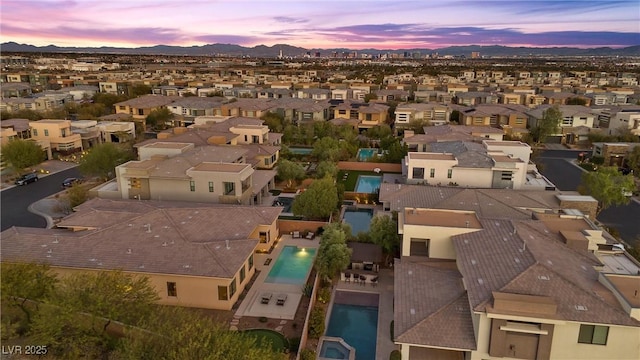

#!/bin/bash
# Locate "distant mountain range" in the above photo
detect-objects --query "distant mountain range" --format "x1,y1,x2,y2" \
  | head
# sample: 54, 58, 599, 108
2, 41, 639, 57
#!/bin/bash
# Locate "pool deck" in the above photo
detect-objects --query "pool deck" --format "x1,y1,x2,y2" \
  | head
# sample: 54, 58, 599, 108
235, 235, 320, 321
331, 268, 398, 360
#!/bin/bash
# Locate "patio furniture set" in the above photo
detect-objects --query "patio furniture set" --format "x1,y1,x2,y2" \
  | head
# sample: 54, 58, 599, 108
261, 292, 288, 306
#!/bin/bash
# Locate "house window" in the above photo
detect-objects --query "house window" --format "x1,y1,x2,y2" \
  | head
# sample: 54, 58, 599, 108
229, 278, 237, 298
578, 325, 608, 345
244, 135, 248, 142
252, 135, 260, 143
167, 282, 177, 297
44, 129, 49, 136
218, 285, 228, 301
119, 105, 126, 110
430, 168, 435, 178
447, 169, 453, 179
248, 254, 254, 270
501, 171, 513, 181
259, 231, 268, 243
208, 181, 214, 193
365, 114, 372, 121
412, 167, 424, 179
137, 109, 144, 116
338, 109, 347, 115
33, 129, 38, 136
240, 266, 246, 283
224, 182, 235, 195
189, 180, 195, 192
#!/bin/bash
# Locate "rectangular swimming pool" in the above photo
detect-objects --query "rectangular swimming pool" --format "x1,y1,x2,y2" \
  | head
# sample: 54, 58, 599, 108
356, 148, 378, 162
289, 147, 313, 155
326, 292, 379, 360
343, 209, 373, 235
354, 175, 382, 193
264, 246, 316, 285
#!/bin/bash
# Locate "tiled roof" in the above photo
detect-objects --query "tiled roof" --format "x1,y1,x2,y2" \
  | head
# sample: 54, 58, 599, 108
114, 94, 179, 108
452, 219, 640, 327
394, 259, 476, 350
1, 198, 282, 278
380, 184, 560, 219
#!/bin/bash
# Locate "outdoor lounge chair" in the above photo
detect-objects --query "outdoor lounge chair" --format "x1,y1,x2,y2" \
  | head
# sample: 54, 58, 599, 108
261, 293, 272, 304
306, 232, 315, 240
352, 273, 359, 284
370, 277, 378, 287
344, 272, 351, 282
292, 231, 301, 238
359, 275, 367, 285
276, 294, 287, 306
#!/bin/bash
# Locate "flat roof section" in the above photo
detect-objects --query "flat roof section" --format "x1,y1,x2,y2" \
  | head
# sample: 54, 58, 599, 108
191, 162, 250, 173
408, 152, 456, 161
404, 208, 482, 229
141, 142, 193, 150
603, 274, 640, 308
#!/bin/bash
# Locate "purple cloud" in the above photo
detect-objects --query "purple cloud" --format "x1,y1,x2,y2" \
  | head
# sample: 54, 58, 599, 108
273, 16, 309, 24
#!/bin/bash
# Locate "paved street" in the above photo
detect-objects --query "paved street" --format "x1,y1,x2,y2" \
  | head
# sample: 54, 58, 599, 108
537, 149, 640, 245
1, 167, 81, 231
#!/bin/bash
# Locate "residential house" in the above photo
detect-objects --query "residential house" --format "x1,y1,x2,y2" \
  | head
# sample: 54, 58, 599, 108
271, 98, 332, 124
1, 82, 32, 98
393, 210, 640, 360
591, 142, 640, 167
395, 102, 452, 128
30, 119, 82, 154
333, 100, 388, 130
99, 81, 130, 96
167, 97, 225, 126
294, 88, 330, 100
403, 125, 504, 152
0, 197, 282, 310
114, 95, 179, 130
526, 105, 596, 144
372, 89, 410, 103
403, 140, 535, 190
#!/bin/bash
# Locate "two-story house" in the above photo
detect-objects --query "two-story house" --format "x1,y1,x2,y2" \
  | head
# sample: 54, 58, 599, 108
30, 119, 82, 154
395, 102, 452, 128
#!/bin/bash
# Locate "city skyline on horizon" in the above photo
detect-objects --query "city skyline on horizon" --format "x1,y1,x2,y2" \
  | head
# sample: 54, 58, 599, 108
2, 0, 640, 50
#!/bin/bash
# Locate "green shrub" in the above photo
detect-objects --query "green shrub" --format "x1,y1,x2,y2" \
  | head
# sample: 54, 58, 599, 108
302, 284, 313, 297
308, 306, 325, 339
258, 316, 268, 323
288, 337, 301, 352
591, 156, 604, 165
390, 350, 401, 360
300, 349, 316, 360
317, 287, 331, 304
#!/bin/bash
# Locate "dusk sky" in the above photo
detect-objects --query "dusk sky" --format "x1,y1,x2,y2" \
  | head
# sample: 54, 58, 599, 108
2, 0, 639, 49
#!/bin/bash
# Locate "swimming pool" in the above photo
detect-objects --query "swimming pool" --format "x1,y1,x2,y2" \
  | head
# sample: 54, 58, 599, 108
326, 292, 379, 360
319, 337, 355, 360
264, 246, 316, 285
354, 175, 382, 193
272, 196, 294, 213
343, 209, 374, 235
289, 147, 313, 155
356, 148, 378, 162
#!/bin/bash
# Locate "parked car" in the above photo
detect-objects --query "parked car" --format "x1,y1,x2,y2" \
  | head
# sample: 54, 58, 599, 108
15, 173, 38, 186
62, 177, 81, 188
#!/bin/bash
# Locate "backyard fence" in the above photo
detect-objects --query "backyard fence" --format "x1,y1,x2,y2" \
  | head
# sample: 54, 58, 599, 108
337, 162, 402, 173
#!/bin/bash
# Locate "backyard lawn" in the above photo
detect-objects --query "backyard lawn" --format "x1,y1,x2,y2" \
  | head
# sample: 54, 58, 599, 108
242, 329, 289, 352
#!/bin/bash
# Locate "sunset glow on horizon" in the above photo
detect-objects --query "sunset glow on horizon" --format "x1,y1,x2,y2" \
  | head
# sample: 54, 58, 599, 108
2, 0, 639, 50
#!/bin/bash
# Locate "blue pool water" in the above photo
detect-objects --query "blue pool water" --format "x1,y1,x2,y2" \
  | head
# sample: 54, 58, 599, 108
289, 147, 313, 155
272, 196, 294, 213
326, 303, 378, 360
354, 175, 382, 193
319, 339, 353, 359
265, 246, 316, 285
343, 209, 373, 235
357, 148, 378, 161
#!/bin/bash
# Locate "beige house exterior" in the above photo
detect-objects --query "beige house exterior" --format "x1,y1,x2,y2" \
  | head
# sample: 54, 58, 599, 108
393, 208, 640, 360
0, 198, 282, 310
29, 119, 82, 153
403, 140, 531, 190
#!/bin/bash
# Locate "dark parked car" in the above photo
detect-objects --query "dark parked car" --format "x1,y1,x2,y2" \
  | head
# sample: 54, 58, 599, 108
15, 173, 38, 186
62, 177, 80, 188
